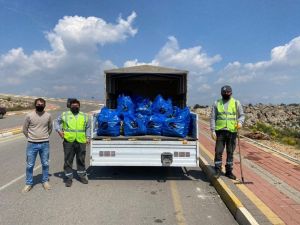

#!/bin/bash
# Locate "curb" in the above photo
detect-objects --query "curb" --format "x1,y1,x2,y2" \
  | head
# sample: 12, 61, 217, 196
0, 128, 22, 138
199, 155, 259, 225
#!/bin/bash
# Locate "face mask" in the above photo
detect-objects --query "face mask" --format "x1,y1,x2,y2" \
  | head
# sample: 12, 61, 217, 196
35, 105, 45, 112
222, 94, 231, 100
71, 107, 79, 114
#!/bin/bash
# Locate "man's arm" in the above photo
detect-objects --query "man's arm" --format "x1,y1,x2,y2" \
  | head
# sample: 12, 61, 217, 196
237, 101, 245, 125
55, 114, 64, 139
23, 115, 30, 138
210, 102, 217, 132
86, 115, 91, 137
48, 115, 53, 135
210, 102, 217, 140
85, 114, 91, 144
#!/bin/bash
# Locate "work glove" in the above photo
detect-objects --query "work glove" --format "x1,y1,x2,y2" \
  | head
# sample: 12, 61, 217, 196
236, 122, 242, 130
86, 138, 91, 145
211, 131, 217, 141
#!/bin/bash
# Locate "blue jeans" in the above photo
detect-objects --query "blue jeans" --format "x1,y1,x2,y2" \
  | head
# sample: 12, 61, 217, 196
26, 141, 50, 185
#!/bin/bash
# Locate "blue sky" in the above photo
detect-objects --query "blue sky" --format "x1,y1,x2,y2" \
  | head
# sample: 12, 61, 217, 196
0, 0, 300, 105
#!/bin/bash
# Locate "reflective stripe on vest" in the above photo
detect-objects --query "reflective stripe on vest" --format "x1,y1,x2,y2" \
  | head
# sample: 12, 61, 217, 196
215, 98, 237, 132
62, 111, 88, 143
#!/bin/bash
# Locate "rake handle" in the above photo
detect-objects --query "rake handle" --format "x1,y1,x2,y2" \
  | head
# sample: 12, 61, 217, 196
235, 101, 245, 183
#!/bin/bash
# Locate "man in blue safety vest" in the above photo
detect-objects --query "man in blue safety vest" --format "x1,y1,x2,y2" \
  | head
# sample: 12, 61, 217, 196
55, 99, 90, 187
210, 85, 245, 179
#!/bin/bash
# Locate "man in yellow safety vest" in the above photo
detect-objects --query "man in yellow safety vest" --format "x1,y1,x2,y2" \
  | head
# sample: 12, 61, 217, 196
210, 85, 245, 179
55, 99, 90, 187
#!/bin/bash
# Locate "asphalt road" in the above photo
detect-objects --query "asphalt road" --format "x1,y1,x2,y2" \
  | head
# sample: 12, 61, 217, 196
0, 102, 237, 225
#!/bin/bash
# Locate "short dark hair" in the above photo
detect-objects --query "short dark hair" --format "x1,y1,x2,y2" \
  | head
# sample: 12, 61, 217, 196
70, 99, 80, 106
34, 98, 46, 106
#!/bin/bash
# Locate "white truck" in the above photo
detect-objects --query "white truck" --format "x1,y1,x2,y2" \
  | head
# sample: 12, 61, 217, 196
90, 65, 199, 167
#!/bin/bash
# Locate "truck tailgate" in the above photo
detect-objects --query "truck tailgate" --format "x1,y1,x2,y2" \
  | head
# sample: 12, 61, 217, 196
90, 139, 198, 167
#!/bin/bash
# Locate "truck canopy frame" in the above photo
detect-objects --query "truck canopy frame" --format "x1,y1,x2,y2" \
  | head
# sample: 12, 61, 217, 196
105, 65, 188, 109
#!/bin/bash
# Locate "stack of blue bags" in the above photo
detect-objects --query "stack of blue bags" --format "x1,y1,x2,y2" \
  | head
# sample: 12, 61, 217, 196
97, 94, 191, 138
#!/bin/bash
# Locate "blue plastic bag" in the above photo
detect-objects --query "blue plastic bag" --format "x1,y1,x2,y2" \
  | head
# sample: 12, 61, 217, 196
146, 114, 164, 135
136, 98, 152, 115
97, 107, 121, 136
117, 95, 134, 119
123, 114, 147, 136
131, 95, 144, 105
162, 107, 191, 138
151, 95, 173, 117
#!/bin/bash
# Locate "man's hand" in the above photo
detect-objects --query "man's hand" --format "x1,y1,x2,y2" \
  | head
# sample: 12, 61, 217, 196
86, 138, 91, 145
236, 123, 242, 130
211, 131, 217, 141
58, 131, 64, 139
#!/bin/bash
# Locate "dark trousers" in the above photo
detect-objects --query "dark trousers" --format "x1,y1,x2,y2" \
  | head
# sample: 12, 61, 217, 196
63, 140, 86, 179
214, 130, 237, 172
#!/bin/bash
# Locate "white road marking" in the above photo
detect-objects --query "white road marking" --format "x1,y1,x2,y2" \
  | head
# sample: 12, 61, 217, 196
0, 164, 42, 192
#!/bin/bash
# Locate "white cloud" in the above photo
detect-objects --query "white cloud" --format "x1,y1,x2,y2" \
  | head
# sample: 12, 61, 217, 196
216, 36, 300, 104
124, 36, 221, 72
0, 12, 137, 98
48, 12, 137, 52
152, 36, 221, 73
123, 59, 152, 67
197, 84, 211, 93
270, 36, 300, 66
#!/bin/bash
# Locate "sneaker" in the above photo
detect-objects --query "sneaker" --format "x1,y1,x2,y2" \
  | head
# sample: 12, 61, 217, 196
225, 171, 237, 180
65, 179, 72, 187
42, 182, 52, 191
214, 169, 221, 179
22, 185, 32, 193
79, 176, 88, 184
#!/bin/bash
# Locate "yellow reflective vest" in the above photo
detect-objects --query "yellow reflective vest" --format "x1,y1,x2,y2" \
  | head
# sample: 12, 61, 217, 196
215, 98, 237, 132
62, 111, 88, 143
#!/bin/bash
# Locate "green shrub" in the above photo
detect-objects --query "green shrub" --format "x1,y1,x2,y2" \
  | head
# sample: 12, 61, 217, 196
252, 122, 278, 137
281, 137, 297, 146
251, 121, 300, 149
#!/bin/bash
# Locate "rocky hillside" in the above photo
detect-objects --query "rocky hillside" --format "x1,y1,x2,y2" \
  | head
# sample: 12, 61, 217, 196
244, 104, 300, 130
193, 104, 300, 130
0, 96, 34, 111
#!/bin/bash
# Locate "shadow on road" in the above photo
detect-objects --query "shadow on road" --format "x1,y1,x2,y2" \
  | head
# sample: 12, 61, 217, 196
32, 173, 53, 186
84, 166, 209, 183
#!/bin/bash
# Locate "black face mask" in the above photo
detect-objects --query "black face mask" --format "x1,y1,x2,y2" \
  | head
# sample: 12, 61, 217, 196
222, 94, 231, 100
35, 105, 45, 112
71, 107, 79, 114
